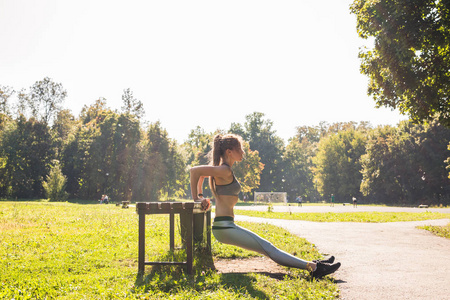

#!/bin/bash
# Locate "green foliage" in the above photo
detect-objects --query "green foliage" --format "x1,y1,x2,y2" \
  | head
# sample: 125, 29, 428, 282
133, 121, 186, 201
1, 116, 54, 198
233, 112, 285, 192
232, 140, 264, 194
0, 85, 14, 115
283, 138, 317, 202
0, 78, 449, 205
121, 88, 145, 120
350, 0, 450, 126
0, 202, 338, 299
361, 120, 450, 204
313, 128, 367, 202
447, 142, 450, 179
42, 161, 68, 201
27, 77, 67, 124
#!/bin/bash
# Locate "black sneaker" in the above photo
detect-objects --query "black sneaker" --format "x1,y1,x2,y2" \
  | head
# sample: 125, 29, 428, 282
313, 256, 335, 264
311, 262, 341, 279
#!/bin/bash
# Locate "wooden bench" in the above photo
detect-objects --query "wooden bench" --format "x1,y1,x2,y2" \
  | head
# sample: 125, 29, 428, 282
419, 204, 429, 208
136, 202, 211, 274
122, 201, 130, 208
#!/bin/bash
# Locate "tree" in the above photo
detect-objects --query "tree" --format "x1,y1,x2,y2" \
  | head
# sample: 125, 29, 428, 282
64, 101, 112, 199
232, 140, 264, 197
16, 88, 29, 117
360, 125, 407, 204
283, 138, 317, 202
350, 0, 450, 126
446, 144, 450, 179
42, 161, 68, 201
414, 119, 450, 203
110, 113, 142, 201
1, 116, 55, 198
121, 88, 145, 120
164, 140, 188, 199
182, 127, 214, 197
133, 122, 172, 201
52, 109, 77, 160
234, 112, 284, 192
80, 97, 108, 124
360, 120, 450, 205
313, 129, 367, 202
183, 126, 213, 167
0, 85, 14, 115
28, 77, 68, 124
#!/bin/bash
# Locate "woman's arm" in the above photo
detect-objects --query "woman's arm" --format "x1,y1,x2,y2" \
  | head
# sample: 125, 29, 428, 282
190, 165, 231, 200
197, 176, 206, 198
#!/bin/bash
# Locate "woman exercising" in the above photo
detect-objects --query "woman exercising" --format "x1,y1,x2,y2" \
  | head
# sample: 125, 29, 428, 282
190, 133, 340, 278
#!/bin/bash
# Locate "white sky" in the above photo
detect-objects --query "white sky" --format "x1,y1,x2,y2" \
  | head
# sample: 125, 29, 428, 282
0, 0, 407, 143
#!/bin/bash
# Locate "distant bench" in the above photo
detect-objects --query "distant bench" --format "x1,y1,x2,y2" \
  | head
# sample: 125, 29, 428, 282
136, 202, 211, 274
418, 204, 429, 208
122, 201, 130, 209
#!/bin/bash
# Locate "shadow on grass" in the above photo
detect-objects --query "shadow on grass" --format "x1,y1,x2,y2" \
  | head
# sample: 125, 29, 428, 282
217, 272, 270, 299
132, 249, 279, 299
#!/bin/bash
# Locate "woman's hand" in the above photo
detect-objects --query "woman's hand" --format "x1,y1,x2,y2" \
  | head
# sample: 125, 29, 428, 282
196, 197, 211, 211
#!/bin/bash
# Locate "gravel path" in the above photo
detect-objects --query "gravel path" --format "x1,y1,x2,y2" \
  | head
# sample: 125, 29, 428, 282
232, 206, 450, 300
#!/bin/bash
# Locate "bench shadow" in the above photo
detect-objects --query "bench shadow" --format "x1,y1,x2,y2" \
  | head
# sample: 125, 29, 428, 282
133, 251, 295, 299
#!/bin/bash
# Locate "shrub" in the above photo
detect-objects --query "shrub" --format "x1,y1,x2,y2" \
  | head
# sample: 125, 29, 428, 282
42, 161, 68, 201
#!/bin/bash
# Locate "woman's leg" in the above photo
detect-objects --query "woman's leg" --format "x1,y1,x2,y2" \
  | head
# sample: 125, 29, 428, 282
213, 221, 309, 269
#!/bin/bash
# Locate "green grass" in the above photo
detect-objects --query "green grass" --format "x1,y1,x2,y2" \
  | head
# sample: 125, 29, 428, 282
0, 201, 338, 299
419, 223, 450, 239
234, 209, 450, 223
234, 207, 450, 240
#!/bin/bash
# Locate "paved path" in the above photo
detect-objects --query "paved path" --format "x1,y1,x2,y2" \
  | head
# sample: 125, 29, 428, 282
233, 206, 450, 300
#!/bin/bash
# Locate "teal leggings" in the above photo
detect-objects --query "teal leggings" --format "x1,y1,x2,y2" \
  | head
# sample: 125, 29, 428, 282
212, 216, 308, 269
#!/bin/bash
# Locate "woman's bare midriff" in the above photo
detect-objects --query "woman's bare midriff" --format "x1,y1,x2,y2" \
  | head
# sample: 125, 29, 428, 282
214, 195, 239, 217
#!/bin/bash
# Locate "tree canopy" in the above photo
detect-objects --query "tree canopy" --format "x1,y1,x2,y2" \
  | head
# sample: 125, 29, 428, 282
0, 78, 449, 205
350, 0, 450, 126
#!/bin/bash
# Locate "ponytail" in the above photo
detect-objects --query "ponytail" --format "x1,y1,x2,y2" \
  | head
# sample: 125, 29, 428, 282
212, 134, 222, 166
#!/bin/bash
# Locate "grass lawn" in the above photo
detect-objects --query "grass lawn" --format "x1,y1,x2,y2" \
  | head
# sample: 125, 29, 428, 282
233, 209, 450, 223
0, 201, 338, 299
233, 207, 450, 240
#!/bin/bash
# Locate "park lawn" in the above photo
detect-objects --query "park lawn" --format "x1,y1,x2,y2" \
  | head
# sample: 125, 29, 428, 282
233, 209, 450, 223
0, 201, 338, 299
234, 208, 450, 240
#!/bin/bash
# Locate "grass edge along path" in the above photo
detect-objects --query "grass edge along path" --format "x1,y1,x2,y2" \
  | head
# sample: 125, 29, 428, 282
234, 209, 450, 223
418, 223, 450, 239
0, 201, 339, 299
234, 209, 450, 240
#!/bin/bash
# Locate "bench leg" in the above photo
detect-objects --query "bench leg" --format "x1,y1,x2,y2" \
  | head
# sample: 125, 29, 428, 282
206, 210, 211, 253
193, 213, 205, 244
170, 212, 175, 251
185, 213, 193, 275
138, 212, 145, 273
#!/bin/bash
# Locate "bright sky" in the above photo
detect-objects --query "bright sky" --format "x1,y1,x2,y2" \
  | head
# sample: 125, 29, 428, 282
0, 0, 407, 143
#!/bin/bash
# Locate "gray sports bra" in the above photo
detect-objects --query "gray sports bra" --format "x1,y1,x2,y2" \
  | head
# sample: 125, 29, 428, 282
215, 166, 241, 196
